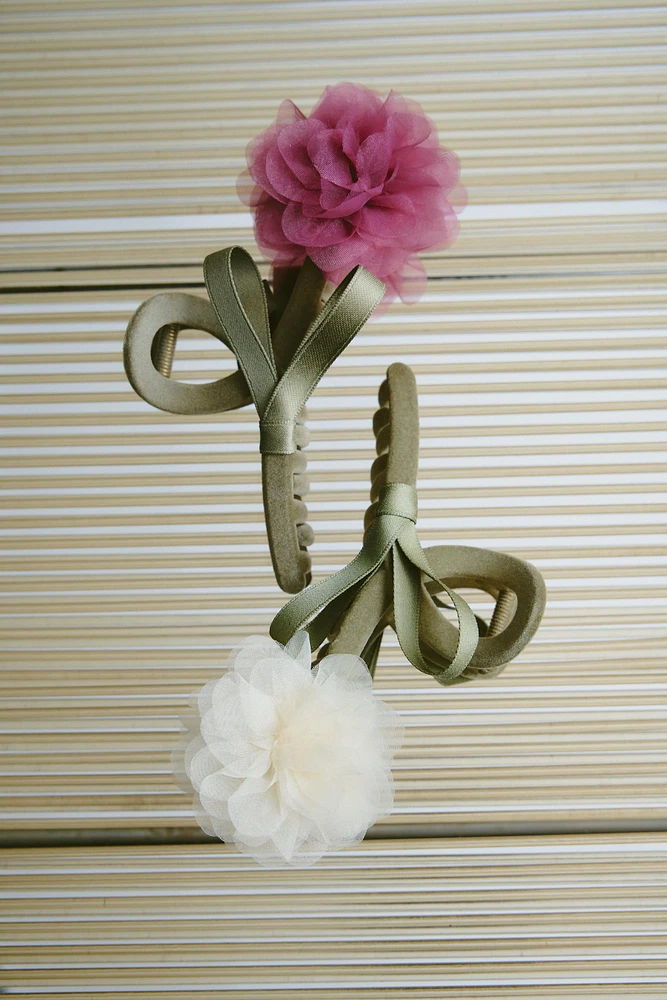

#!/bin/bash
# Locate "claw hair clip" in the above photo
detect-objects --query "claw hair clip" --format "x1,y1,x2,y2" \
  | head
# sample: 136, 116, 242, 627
124, 247, 384, 592
271, 363, 547, 684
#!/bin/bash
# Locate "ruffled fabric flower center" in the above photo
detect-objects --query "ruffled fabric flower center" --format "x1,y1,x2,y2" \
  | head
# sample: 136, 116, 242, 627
271, 700, 329, 773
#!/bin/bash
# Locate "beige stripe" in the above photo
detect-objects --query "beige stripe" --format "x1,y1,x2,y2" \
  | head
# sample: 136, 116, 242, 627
1, 837, 667, 994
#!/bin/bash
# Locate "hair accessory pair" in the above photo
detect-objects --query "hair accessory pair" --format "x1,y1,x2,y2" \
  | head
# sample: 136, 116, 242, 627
123, 83, 546, 866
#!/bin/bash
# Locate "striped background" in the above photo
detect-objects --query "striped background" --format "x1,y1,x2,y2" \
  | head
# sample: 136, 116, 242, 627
1, 0, 666, 994
3, 835, 667, 994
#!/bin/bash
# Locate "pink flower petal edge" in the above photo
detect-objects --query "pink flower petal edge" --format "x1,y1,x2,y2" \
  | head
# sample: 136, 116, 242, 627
239, 82, 465, 304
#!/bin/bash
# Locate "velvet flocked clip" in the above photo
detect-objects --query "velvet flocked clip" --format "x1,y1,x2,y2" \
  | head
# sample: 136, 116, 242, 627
123, 246, 385, 593
274, 363, 547, 684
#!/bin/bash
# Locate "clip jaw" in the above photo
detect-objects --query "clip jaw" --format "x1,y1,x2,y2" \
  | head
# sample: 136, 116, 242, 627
123, 291, 252, 416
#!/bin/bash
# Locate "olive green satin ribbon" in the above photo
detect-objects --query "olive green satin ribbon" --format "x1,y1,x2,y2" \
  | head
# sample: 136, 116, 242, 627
270, 482, 480, 683
203, 247, 386, 454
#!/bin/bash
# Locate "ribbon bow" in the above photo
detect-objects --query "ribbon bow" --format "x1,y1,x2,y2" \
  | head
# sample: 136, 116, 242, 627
203, 247, 386, 455
270, 481, 480, 683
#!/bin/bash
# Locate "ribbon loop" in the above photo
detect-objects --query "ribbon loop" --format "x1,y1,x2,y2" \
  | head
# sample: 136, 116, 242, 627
203, 247, 277, 414
270, 481, 479, 683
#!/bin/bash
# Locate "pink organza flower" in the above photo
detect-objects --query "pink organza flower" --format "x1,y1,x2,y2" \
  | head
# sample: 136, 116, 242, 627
240, 82, 464, 302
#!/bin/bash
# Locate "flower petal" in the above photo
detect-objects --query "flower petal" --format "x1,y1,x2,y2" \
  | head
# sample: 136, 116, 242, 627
307, 129, 354, 188
269, 811, 303, 863
310, 82, 384, 132
220, 746, 271, 779
355, 129, 393, 189
276, 118, 324, 188
285, 631, 313, 672
253, 196, 303, 263
184, 739, 221, 791
239, 673, 278, 737
227, 775, 283, 838
199, 769, 240, 820
265, 147, 311, 203
357, 193, 417, 244
313, 652, 373, 692
318, 182, 379, 220
282, 200, 352, 248
306, 232, 369, 273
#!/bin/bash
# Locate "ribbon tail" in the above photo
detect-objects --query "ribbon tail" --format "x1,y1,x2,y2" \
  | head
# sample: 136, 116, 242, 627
396, 527, 479, 684
392, 543, 428, 673
300, 581, 367, 652
361, 627, 385, 678
270, 515, 404, 649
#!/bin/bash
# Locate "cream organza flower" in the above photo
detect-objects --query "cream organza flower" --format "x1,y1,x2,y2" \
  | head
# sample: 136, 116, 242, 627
172, 632, 404, 867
